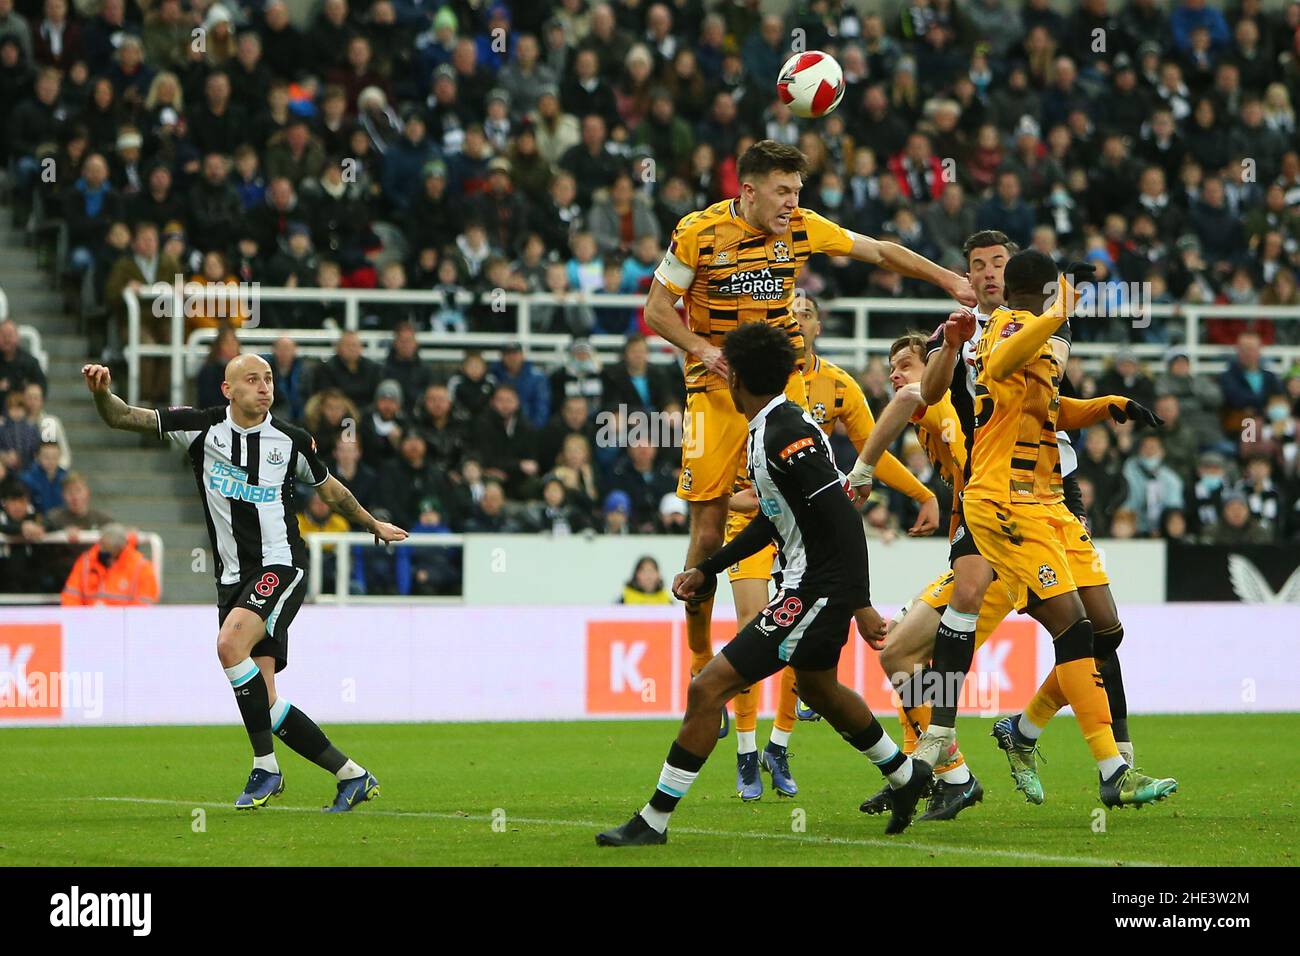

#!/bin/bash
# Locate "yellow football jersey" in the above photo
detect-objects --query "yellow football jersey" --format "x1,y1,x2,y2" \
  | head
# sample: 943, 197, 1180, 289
910, 392, 967, 494
654, 200, 856, 394
964, 306, 1064, 504
730, 354, 932, 506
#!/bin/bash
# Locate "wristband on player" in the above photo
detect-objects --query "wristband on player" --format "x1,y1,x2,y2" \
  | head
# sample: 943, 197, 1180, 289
847, 460, 875, 490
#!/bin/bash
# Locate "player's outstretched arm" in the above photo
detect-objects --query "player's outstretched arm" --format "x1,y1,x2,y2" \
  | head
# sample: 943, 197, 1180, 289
919, 310, 974, 404
82, 364, 159, 433
847, 384, 925, 502
316, 475, 410, 545
848, 233, 976, 306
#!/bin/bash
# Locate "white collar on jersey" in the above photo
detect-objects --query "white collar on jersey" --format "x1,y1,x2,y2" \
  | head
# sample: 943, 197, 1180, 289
225, 406, 271, 434
748, 393, 789, 430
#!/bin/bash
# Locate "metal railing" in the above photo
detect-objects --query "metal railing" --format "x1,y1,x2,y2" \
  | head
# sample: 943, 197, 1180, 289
123, 286, 1300, 407
305, 531, 464, 606
0, 529, 166, 605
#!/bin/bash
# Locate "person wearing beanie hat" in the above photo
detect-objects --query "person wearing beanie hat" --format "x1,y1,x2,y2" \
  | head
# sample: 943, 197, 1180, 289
359, 378, 408, 469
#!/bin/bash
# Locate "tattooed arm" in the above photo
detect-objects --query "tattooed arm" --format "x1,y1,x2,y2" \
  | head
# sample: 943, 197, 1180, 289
316, 475, 409, 544
82, 364, 161, 433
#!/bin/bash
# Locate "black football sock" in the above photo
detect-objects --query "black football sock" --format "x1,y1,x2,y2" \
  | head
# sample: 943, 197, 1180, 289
224, 659, 274, 758
641, 741, 707, 831
270, 697, 349, 774
928, 608, 979, 727
1094, 623, 1129, 743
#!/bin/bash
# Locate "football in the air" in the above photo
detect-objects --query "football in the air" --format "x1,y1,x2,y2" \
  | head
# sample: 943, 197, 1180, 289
776, 50, 845, 119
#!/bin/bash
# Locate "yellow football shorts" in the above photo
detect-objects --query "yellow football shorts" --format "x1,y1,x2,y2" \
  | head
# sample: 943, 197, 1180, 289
962, 499, 1109, 610
723, 508, 778, 583
677, 370, 809, 501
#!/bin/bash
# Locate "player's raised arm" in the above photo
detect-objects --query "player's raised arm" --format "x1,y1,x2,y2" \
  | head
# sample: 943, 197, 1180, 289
847, 383, 926, 502
920, 310, 975, 404
315, 474, 409, 546
986, 261, 1089, 381
847, 233, 976, 306
82, 364, 160, 433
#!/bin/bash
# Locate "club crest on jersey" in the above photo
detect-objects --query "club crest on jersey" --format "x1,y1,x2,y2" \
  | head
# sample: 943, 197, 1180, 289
811, 402, 827, 423
999, 322, 1024, 338
681, 466, 693, 492
714, 250, 731, 264
772, 240, 790, 262
1038, 564, 1058, 588
267, 447, 284, 465
951, 524, 966, 546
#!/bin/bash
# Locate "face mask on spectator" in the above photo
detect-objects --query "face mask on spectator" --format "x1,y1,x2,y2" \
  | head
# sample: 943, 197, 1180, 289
1140, 454, 1162, 471
1268, 404, 1289, 423
1200, 474, 1223, 491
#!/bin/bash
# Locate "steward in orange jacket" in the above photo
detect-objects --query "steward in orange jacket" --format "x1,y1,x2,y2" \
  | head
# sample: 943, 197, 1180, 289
61, 526, 160, 606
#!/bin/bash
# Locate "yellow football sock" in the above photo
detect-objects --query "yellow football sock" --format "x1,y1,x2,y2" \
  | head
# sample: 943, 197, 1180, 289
685, 592, 715, 675
734, 684, 758, 734
1024, 670, 1068, 729
774, 667, 797, 734
897, 703, 931, 754
1055, 658, 1119, 762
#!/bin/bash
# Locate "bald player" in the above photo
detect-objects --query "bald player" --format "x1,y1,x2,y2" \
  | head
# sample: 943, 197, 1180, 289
83, 355, 408, 812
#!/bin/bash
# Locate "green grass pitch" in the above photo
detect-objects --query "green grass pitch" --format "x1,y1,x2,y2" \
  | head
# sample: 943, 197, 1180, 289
2, 714, 1296, 866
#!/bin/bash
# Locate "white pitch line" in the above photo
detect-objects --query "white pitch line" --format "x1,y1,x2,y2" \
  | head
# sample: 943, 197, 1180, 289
85, 797, 1167, 867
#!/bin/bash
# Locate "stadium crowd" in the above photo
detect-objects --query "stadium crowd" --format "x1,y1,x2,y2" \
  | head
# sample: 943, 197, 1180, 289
4, 0, 1300, 598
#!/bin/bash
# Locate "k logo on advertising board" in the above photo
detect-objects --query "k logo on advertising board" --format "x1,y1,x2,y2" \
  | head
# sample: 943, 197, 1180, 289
0, 624, 64, 719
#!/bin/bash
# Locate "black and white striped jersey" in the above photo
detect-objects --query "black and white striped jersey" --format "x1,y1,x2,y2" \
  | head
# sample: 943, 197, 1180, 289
746, 395, 870, 606
157, 406, 330, 585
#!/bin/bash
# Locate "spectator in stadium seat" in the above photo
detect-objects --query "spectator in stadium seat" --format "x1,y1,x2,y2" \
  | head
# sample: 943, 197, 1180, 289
187, 71, 247, 158
264, 222, 320, 295
32, 0, 82, 71
975, 170, 1035, 248
658, 492, 688, 534
600, 489, 632, 535
266, 336, 308, 423
526, 474, 592, 534
473, 384, 540, 500
1153, 393, 1199, 479
62, 153, 123, 275
129, 162, 184, 230
23, 383, 68, 468
1127, 166, 1187, 246
403, 161, 463, 253
600, 334, 673, 416
1190, 176, 1246, 271
447, 351, 496, 421
381, 109, 439, 214
296, 488, 350, 591
1237, 452, 1285, 541
313, 331, 383, 409
551, 432, 600, 517
0, 0, 31, 65
463, 479, 524, 533
1171, 0, 1230, 55
376, 430, 451, 530
490, 343, 550, 430
331, 437, 379, 514
470, 158, 533, 255
530, 84, 580, 169
606, 438, 676, 533
560, 114, 624, 210
0, 386, 42, 473
105, 222, 178, 400
618, 555, 671, 603
0, 319, 49, 409
20, 440, 66, 515
264, 116, 327, 188
1077, 425, 1127, 531
537, 395, 593, 472
186, 152, 243, 254
61, 524, 159, 606
550, 338, 604, 415
1096, 349, 1158, 409
45, 472, 112, 532
414, 382, 468, 470
380, 323, 432, 417
1187, 449, 1230, 536
496, 32, 556, 116
1208, 490, 1272, 545
185, 250, 249, 335
196, 327, 241, 409
1219, 331, 1284, 433
246, 176, 303, 259
0, 479, 50, 593
589, 172, 660, 258
1128, 434, 1190, 538
359, 379, 407, 470
259, 0, 305, 81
